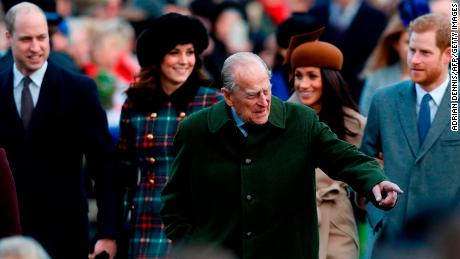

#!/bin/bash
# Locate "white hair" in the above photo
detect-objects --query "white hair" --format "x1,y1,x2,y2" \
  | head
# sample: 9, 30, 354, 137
221, 52, 272, 92
0, 236, 50, 259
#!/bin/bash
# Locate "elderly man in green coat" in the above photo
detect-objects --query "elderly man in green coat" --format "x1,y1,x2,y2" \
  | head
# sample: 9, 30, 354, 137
161, 52, 402, 259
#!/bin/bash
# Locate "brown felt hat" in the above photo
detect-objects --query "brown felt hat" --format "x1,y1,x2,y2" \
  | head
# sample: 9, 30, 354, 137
283, 27, 324, 66
290, 41, 343, 71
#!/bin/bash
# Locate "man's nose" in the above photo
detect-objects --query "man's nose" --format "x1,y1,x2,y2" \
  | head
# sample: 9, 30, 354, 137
409, 52, 421, 64
257, 92, 269, 106
30, 39, 40, 52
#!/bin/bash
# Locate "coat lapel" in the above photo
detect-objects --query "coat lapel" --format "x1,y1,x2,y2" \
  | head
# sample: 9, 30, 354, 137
208, 101, 246, 157
416, 84, 451, 162
25, 63, 59, 137
207, 98, 287, 158
397, 82, 419, 157
0, 69, 24, 133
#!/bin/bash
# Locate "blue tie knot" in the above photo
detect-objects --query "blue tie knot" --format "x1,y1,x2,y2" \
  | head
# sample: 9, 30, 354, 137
418, 93, 432, 145
421, 93, 432, 103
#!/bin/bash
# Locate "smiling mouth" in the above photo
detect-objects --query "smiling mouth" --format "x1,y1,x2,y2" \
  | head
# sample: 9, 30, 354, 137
254, 110, 267, 114
28, 55, 41, 59
174, 67, 189, 71
299, 92, 314, 98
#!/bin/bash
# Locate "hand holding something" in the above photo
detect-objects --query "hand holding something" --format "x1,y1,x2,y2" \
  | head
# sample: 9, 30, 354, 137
372, 181, 403, 209
88, 239, 117, 259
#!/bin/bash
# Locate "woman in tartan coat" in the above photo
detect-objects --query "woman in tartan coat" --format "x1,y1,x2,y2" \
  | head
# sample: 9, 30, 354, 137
116, 13, 222, 258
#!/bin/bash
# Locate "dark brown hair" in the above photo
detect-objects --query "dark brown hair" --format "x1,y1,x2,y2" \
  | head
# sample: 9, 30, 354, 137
317, 69, 360, 140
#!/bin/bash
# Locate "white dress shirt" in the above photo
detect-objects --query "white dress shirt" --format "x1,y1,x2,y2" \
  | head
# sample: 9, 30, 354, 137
415, 74, 450, 123
13, 61, 48, 114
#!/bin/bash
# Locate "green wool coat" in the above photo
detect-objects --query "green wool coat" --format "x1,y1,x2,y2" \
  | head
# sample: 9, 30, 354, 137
161, 98, 387, 259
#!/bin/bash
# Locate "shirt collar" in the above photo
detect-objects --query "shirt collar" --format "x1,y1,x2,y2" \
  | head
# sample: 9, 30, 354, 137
230, 107, 245, 128
13, 61, 48, 89
415, 74, 449, 106
208, 96, 286, 134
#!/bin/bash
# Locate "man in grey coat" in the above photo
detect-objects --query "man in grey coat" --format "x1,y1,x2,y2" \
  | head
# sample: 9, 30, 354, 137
361, 13, 459, 257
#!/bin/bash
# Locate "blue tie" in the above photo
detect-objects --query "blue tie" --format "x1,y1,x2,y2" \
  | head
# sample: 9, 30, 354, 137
418, 93, 432, 144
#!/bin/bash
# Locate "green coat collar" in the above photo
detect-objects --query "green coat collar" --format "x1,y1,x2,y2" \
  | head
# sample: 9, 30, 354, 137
208, 97, 287, 133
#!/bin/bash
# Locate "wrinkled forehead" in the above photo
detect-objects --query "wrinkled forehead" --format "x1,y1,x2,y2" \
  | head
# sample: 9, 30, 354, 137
234, 61, 270, 89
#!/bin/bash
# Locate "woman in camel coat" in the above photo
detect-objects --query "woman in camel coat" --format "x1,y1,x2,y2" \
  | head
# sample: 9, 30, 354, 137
287, 32, 366, 259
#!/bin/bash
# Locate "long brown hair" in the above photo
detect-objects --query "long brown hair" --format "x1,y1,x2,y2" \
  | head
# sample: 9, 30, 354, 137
317, 69, 361, 140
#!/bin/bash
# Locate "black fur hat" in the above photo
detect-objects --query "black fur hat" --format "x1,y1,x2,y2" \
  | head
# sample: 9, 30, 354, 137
136, 12, 209, 68
276, 13, 322, 49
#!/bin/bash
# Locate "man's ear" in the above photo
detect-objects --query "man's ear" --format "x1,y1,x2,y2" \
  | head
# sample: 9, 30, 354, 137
5, 31, 11, 44
221, 88, 234, 107
442, 46, 451, 65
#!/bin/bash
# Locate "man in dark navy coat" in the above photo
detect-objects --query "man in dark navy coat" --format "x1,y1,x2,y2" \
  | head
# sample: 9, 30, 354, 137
0, 2, 121, 259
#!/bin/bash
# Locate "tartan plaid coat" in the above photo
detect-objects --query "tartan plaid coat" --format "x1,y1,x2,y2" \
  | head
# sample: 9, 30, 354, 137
116, 83, 222, 258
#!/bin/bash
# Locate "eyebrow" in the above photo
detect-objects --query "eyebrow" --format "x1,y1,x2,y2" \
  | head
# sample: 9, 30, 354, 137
18, 33, 48, 39
244, 87, 271, 95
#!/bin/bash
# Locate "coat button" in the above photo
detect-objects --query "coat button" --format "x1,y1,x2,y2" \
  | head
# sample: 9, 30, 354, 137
246, 194, 253, 201
150, 112, 157, 118
244, 158, 252, 164
149, 179, 155, 185
179, 112, 186, 118
147, 157, 156, 164
147, 134, 154, 140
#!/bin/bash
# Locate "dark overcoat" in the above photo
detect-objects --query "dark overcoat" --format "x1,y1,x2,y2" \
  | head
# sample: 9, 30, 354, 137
0, 147, 21, 237
161, 98, 387, 259
0, 61, 121, 259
